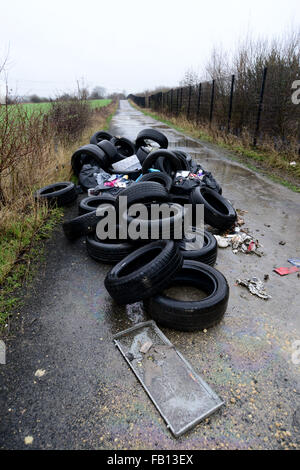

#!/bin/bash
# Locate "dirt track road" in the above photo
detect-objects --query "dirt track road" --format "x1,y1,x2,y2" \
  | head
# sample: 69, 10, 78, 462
0, 100, 299, 450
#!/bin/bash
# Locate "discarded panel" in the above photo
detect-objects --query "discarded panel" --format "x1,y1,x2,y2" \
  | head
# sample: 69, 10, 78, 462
114, 320, 224, 437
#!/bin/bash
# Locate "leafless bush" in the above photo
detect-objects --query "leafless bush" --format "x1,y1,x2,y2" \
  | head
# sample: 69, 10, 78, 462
0, 103, 54, 205
48, 97, 92, 143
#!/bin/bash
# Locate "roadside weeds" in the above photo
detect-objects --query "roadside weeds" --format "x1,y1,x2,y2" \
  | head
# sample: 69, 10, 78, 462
0, 100, 118, 333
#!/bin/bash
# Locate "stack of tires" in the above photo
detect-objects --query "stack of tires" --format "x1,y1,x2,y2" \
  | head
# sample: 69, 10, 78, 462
35, 128, 235, 331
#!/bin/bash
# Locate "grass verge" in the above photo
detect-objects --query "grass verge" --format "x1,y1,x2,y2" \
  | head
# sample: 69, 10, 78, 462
0, 100, 118, 334
130, 102, 300, 193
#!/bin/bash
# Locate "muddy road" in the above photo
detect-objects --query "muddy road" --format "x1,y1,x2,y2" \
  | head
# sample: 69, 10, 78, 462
0, 100, 299, 450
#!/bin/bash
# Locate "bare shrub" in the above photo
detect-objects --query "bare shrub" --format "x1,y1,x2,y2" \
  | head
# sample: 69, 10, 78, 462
48, 97, 92, 143
0, 103, 54, 205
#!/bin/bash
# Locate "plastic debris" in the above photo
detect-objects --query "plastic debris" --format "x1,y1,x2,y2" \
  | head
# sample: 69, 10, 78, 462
236, 277, 271, 300
214, 235, 230, 248
34, 369, 46, 377
274, 266, 299, 276
290, 161, 297, 166
24, 436, 34, 445
288, 258, 300, 268
214, 232, 263, 256
111, 155, 141, 172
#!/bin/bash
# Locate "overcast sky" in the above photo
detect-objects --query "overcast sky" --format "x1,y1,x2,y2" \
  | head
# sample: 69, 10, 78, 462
1, 0, 299, 97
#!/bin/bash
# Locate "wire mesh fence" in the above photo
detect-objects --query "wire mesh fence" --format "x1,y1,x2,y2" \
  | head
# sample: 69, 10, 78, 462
132, 68, 300, 152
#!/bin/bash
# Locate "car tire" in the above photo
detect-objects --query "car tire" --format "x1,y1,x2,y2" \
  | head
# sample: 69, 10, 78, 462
142, 149, 189, 176
78, 195, 116, 215
116, 181, 169, 207
125, 202, 186, 241
96, 139, 119, 163
111, 137, 136, 157
178, 229, 217, 266
135, 128, 168, 149
143, 260, 229, 331
71, 144, 108, 176
139, 172, 172, 191
190, 186, 236, 229
136, 146, 151, 164
34, 182, 77, 206
63, 210, 101, 240
90, 130, 113, 145
104, 240, 183, 304
86, 233, 135, 264
169, 194, 190, 205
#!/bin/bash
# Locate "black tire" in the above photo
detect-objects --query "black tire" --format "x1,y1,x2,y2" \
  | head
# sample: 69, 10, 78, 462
90, 130, 113, 145
116, 181, 169, 207
136, 146, 151, 164
34, 182, 77, 206
96, 140, 119, 163
143, 260, 229, 331
169, 193, 190, 205
104, 240, 183, 305
136, 128, 168, 149
190, 186, 236, 230
86, 233, 135, 264
178, 229, 217, 266
63, 210, 102, 240
172, 149, 192, 164
125, 202, 186, 241
78, 195, 116, 215
71, 144, 108, 176
142, 149, 188, 176
139, 172, 172, 191
111, 137, 135, 157
171, 150, 192, 170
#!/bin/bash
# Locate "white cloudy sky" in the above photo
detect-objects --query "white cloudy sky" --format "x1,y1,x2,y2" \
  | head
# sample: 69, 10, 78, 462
1, 0, 299, 97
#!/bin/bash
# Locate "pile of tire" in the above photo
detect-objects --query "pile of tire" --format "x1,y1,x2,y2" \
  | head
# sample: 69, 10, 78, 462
35, 128, 235, 331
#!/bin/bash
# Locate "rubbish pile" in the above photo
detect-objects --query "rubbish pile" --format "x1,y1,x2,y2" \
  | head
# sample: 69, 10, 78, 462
214, 232, 264, 256
34, 128, 238, 331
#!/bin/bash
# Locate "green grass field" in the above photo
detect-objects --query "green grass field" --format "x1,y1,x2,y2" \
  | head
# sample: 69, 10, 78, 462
3, 99, 112, 116
89, 99, 112, 109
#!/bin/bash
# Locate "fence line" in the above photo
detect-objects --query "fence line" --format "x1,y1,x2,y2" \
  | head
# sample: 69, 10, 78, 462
130, 68, 300, 152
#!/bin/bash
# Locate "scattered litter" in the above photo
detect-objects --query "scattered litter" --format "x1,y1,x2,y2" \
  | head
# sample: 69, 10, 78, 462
175, 170, 190, 178
114, 321, 223, 437
274, 266, 299, 276
111, 155, 141, 172
140, 340, 153, 354
279, 240, 286, 246
214, 235, 230, 248
34, 369, 46, 378
288, 258, 300, 268
214, 232, 263, 256
290, 161, 297, 166
24, 436, 34, 445
236, 277, 271, 300
264, 274, 269, 281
